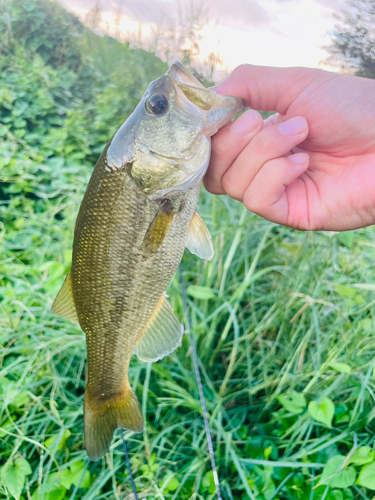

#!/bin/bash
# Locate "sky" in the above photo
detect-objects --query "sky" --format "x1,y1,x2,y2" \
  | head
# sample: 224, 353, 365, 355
58, 0, 348, 75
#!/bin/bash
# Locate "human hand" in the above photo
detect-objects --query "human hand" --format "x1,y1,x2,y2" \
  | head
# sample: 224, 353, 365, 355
204, 65, 375, 230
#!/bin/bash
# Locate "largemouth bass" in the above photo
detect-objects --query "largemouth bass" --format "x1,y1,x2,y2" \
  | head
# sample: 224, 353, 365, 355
52, 62, 244, 461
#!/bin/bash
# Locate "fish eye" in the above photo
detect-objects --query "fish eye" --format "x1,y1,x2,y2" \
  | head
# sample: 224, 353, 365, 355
146, 94, 169, 116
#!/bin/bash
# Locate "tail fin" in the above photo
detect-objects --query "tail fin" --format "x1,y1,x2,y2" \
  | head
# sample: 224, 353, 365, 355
84, 385, 144, 461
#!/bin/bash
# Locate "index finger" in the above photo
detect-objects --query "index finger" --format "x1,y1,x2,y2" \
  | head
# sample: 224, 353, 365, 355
214, 64, 319, 115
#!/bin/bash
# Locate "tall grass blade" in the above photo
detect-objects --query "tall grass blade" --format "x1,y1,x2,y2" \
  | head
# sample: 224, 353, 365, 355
179, 265, 222, 500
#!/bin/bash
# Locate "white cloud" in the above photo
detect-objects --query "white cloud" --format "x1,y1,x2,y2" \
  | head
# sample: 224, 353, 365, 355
60, 0, 270, 29
312, 0, 346, 9
204, 0, 270, 28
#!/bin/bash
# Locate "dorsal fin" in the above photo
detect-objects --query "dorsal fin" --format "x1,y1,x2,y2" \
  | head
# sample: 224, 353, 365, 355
186, 211, 214, 260
51, 271, 79, 323
134, 293, 184, 362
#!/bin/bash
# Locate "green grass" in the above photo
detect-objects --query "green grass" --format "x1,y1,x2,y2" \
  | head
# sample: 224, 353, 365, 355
2, 182, 375, 499
2, 0, 375, 498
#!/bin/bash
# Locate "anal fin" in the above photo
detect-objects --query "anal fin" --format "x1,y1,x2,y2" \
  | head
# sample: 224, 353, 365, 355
51, 270, 79, 323
186, 211, 214, 260
134, 293, 184, 362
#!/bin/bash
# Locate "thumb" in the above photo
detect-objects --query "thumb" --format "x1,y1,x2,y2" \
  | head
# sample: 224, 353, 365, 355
214, 64, 319, 114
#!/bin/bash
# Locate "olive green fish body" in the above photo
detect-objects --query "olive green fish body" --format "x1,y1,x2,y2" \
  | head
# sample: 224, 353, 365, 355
52, 62, 244, 461
73, 153, 200, 397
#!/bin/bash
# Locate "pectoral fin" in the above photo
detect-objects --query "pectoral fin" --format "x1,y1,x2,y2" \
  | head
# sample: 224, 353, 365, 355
143, 200, 176, 256
51, 270, 79, 323
134, 293, 184, 362
186, 211, 214, 260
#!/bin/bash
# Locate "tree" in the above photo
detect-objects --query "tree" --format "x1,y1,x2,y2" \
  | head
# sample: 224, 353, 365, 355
325, 0, 375, 79
148, 1, 221, 84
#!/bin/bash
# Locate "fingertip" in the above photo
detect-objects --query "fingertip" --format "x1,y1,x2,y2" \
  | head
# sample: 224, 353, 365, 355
203, 175, 225, 195
213, 64, 255, 102
278, 116, 308, 136
288, 152, 310, 166
231, 109, 263, 136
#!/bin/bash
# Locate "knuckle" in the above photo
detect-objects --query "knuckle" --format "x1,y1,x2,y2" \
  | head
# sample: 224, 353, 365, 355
244, 187, 263, 213
211, 132, 229, 158
233, 64, 252, 78
203, 176, 224, 195
222, 170, 240, 199
251, 131, 274, 156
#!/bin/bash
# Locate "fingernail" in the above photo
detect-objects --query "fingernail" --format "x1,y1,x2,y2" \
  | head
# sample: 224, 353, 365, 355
278, 117, 307, 136
289, 153, 308, 164
231, 109, 260, 136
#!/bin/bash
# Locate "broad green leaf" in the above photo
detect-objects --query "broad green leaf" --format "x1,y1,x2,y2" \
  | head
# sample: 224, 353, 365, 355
68, 461, 90, 488
335, 285, 365, 305
329, 491, 344, 500
330, 362, 351, 374
359, 318, 372, 331
342, 490, 354, 500
357, 462, 375, 489
335, 285, 356, 298
44, 429, 71, 451
264, 446, 272, 460
308, 397, 335, 427
335, 411, 350, 424
0, 377, 15, 393
49, 470, 73, 490
277, 391, 306, 414
10, 390, 29, 408
337, 231, 355, 248
186, 285, 216, 300
319, 455, 356, 488
14, 458, 32, 476
2, 465, 25, 499
202, 471, 215, 494
164, 476, 180, 492
31, 487, 66, 500
0, 418, 14, 437
349, 446, 375, 466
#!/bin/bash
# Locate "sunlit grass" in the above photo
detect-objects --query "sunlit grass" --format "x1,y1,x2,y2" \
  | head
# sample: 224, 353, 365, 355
2, 182, 375, 498
1, 1, 375, 496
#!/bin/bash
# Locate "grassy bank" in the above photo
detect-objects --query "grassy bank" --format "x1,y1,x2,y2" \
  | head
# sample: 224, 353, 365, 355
1, 1, 375, 499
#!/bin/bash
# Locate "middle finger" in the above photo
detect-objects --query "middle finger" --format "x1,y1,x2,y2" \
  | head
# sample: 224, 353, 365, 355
221, 116, 309, 201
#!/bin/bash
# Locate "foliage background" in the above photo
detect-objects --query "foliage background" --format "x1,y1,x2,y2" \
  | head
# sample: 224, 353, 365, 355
1, 0, 375, 499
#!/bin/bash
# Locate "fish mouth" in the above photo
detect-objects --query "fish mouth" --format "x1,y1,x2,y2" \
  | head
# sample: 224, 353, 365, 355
168, 62, 245, 136
204, 94, 245, 136
167, 62, 206, 88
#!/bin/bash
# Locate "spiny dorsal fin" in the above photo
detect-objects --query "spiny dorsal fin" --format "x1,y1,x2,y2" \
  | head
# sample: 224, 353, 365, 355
51, 270, 79, 323
186, 211, 214, 260
142, 200, 176, 257
134, 293, 184, 362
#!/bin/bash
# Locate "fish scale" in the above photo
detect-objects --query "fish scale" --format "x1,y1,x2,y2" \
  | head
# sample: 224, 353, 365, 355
75, 165, 198, 394
52, 62, 244, 461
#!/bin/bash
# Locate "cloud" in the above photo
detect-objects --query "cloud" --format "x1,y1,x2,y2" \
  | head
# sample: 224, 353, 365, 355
273, 0, 346, 8
106, 0, 171, 24
312, 0, 346, 9
204, 0, 270, 27
59, 0, 270, 30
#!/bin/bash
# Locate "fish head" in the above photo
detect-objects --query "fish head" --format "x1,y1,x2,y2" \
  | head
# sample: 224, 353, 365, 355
106, 62, 244, 199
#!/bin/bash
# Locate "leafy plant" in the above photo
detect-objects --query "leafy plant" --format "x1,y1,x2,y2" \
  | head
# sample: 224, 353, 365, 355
2, 0, 375, 498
